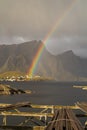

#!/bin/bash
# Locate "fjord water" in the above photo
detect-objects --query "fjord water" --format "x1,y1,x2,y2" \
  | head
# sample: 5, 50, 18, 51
0, 81, 87, 105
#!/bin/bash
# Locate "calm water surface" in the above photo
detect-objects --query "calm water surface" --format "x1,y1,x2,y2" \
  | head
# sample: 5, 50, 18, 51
0, 81, 87, 105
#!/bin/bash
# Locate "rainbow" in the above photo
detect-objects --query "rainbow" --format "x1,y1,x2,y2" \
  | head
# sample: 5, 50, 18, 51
27, 0, 77, 77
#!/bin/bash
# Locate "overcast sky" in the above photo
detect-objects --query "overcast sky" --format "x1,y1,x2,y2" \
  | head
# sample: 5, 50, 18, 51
0, 0, 87, 57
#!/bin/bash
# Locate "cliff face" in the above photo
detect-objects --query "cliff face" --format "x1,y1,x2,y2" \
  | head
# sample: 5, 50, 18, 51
0, 41, 87, 81
0, 41, 42, 73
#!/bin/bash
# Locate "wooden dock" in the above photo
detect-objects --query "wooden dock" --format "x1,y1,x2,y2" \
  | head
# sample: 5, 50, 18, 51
0, 102, 86, 130
45, 108, 84, 130
76, 102, 87, 113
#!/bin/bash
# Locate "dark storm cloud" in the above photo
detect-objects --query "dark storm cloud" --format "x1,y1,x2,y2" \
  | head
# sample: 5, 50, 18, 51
0, 0, 67, 36
0, 0, 83, 37
0, 0, 87, 57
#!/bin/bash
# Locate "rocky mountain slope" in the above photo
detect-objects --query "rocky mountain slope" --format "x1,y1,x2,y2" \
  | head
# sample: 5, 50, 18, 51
0, 41, 87, 81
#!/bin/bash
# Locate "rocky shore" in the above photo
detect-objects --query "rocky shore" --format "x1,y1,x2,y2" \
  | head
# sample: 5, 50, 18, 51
0, 84, 31, 95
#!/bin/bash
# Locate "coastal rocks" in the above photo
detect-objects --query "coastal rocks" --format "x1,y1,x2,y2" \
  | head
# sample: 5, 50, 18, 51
0, 84, 31, 95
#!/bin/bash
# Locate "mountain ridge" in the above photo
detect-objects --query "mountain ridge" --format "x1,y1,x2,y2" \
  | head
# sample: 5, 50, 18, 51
0, 41, 87, 81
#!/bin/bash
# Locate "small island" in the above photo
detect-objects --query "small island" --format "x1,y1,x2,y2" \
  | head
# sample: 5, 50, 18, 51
0, 84, 31, 95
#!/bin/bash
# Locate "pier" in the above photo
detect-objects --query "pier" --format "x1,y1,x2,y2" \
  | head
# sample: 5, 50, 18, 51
76, 102, 87, 113
0, 102, 86, 129
45, 108, 84, 130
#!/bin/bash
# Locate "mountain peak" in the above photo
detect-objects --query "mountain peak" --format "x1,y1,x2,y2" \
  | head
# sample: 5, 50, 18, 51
62, 50, 74, 55
58, 50, 75, 58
